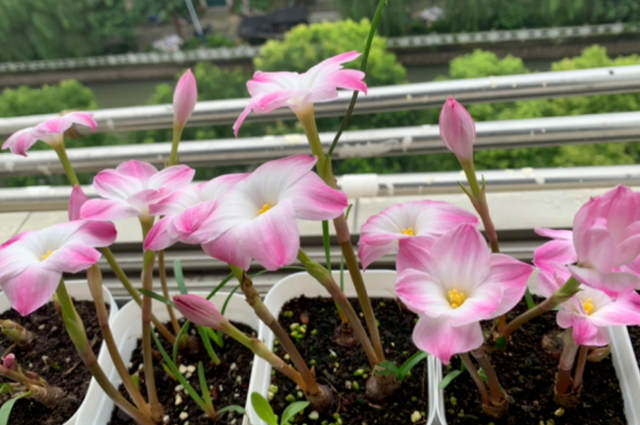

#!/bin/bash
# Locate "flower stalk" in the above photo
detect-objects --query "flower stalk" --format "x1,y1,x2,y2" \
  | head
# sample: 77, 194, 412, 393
556, 330, 579, 396
159, 251, 180, 333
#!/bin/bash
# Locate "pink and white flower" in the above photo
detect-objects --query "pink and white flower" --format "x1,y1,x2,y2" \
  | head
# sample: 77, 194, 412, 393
358, 200, 478, 271
80, 160, 195, 220
534, 185, 640, 298
397, 223, 533, 364
144, 174, 248, 251
537, 264, 640, 346
202, 155, 348, 270
2, 112, 97, 157
233, 51, 367, 136
0, 221, 117, 315
173, 294, 228, 331
69, 185, 89, 222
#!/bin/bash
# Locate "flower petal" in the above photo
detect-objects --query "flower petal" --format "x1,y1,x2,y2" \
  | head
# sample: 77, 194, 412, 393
281, 172, 347, 220
69, 185, 89, 221
396, 236, 434, 274
485, 254, 534, 317
0, 266, 61, 316
116, 160, 159, 182
42, 243, 102, 273
533, 239, 577, 274
568, 265, 640, 298
81, 199, 141, 220
412, 315, 483, 365
396, 269, 449, 316
147, 164, 195, 191
65, 112, 97, 131
93, 169, 140, 200
2, 128, 39, 157
144, 217, 179, 251
535, 227, 572, 240
589, 290, 640, 327
202, 229, 252, 271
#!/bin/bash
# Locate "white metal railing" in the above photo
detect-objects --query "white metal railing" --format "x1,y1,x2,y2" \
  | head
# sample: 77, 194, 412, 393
2, 164, 639, 212
2, 65, 640, 138
1, 111, 639, 178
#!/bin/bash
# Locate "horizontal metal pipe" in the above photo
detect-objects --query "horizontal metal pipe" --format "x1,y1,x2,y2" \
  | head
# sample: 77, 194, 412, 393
2, 65, 640, 138
1, 110, 640, 178
2, 164, 639, 212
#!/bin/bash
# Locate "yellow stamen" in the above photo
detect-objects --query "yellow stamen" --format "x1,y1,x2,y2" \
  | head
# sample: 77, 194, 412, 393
401, 228, 414, 236
583, 298, 595, 316
258, 204, 272, 215
41, 250, 54, 261
448, 289, 466, 309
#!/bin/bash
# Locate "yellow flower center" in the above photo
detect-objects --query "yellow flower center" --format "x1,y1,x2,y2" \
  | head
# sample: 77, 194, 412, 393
448, 289, 467, 309
258, 204, 272, 215
41, 250, 54, 261
401, 228, 414, 236
583, 298, 595, 316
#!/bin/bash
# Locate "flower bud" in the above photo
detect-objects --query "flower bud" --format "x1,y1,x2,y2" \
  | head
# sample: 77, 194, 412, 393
173, 294, 228, 331
439, 96, 476, 164
173, 69, 198, 129
69, 185, 89, 221
0, 320, 34, 347
3, 353, 16, 370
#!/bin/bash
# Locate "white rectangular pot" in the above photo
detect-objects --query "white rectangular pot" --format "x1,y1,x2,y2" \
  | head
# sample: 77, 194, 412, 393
0, 280, 118, 425
246, 270, 436, 425
431, 326, 640, 424
77, 291, 259, 425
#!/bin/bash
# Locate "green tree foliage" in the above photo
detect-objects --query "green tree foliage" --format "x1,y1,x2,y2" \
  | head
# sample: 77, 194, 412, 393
181, 34, 237, 50
0, 0, 100, 61
330, 0, 415, 37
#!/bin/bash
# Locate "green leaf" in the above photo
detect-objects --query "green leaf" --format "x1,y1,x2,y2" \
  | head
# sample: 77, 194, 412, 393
221, 285, 240, 315
496, 336, 507, 350
398, 351, 429, 381
152, 331, 207, 410
0, 384, 13, 395
217, 404, 246, 415
375, 360, 400, 378
340, 204, 353, 291
438, 370, 463, 389
206, 273, 234, 300
478, 368, 488, 383
198, 361, 214, 412
281, 401, 310, 425
322, 220, 332, 273
251, 392, 278, 425
524, 288, 536, 310
0, 391, 31, 425
206, 327, 224, 348
174, 260, 188, 294
138, 289, 176, 308
173, 320, 190, 365
197, 326, 220, 365
130, 374, 139, 389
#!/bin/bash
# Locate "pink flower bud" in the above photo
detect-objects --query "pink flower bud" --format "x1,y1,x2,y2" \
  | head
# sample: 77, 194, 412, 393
173, 69, 198, 128
173, 294, 227, 330
69, 185, 89, 221
439, 97, 476, 163
3, 354, 15, 370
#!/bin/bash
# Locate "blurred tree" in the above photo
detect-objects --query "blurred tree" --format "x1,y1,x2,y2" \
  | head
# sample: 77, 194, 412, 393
181, 33, 237, 50
329, 0, 414, 36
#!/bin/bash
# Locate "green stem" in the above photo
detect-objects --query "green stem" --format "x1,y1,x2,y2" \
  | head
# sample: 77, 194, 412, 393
294, 105, 326, 172
296, 250, 379, 367
229, 265, 318, 395
101, 247, 176, 343
159, 251, 181, 334
56, 280, 154, 425
169, 123, 183, 166
501, 276, 581, 339
52, 141, 80, 186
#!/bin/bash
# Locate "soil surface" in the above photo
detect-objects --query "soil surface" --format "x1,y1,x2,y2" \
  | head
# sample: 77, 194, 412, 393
108, 320, 255, 425
0, 300, 105, 425
443, 297, 626, 425
271, 296, 429, 425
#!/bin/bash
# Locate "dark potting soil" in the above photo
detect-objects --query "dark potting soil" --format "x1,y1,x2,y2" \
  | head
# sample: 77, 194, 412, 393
271, 296, 429, 425
0, 300, 106, 425
443, 297, 626, 425
108, 320, 255, 425
630, 323, 640, 367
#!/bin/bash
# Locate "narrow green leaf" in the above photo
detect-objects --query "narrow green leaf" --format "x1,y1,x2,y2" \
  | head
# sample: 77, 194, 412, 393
375, 360, 400, 378
206, 327, 224, 348
221, 285, 240, 315
322, 220, 332, 273
173, 320, 190, 365
138, 289, 176, 308
174, 260, 188, 294
131, 374, 139, 389
281, 401, 310, 425
197, 326, 221, 365
340, 204, 353, 291
398, 351, 429, 381
0, 384, 13, 396
438, 370, 463, 389
206, 273, 234, 300
0, 391, 31, 425
152, 331, 207, 410
524, 288, 536, 310
326, 0, 387, 157
496, 336, 507, 350
198, 361, 214, 412
218, 404, 246, 415
251, 392, 278, 425
478, 368, 488, 383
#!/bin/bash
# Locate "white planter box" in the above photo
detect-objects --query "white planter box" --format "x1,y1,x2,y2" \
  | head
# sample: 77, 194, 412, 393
246, 270, 436, 425
0, 280, 118, 425
78, 291, 259, 425
431, 327, 640, 425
